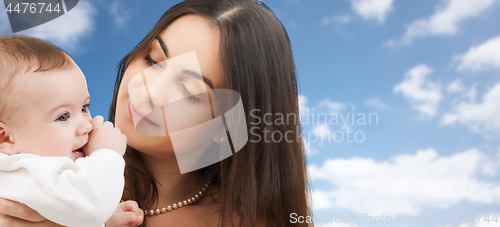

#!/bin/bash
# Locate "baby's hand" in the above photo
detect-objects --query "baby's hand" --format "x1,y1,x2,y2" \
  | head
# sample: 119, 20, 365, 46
83, 116, 127, 156
105, 201, 144, 227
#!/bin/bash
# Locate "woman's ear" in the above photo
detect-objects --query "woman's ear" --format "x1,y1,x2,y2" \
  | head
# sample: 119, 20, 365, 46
0, 122, 18, 155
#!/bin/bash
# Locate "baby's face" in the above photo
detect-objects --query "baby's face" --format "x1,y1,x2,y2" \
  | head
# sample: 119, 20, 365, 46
11, 62, 92, 161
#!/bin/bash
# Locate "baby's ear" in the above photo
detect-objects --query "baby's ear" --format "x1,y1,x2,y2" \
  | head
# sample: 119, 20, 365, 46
0, 122, 18, 155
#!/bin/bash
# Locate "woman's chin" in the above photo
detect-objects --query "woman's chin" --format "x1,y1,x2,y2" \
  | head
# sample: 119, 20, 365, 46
127, 132, 175, 155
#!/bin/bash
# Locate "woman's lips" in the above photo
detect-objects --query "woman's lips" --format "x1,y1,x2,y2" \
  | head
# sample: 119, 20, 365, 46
128, 100, 160, 127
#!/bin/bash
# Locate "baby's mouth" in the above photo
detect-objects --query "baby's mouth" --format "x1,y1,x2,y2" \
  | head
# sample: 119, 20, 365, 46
72, 145, 86, 159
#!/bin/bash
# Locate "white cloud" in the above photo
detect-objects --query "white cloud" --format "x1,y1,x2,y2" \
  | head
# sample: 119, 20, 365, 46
441, 82, 500, 133
386, 0, 497, 47
310, 148, 500, 215
299, 95, 319, 156
318, 99, 347, 113
461, 83, 479, 102
447, 79, 466, 93
299, 94, 311, 121
321, 14, 352, 27
350, 0, 394, 23
303, 137, 319, 156
364, 97, 387, 109
456, 35, 500, 72
394, 64, 442, 116
299, 95, 308, 112
12, 1, 96, 51
312, 124, 332, 140
109, 0, 130, 28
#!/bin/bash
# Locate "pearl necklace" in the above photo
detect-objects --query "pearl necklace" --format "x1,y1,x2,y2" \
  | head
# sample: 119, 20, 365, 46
144, 181, 211, 216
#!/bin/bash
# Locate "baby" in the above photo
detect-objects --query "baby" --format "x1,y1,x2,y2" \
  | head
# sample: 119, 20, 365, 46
0, 35, 142, 227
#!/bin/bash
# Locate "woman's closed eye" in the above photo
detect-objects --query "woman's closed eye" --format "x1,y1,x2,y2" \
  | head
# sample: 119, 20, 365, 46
144, 55, 164, 70
144, 54, 200, 104
180, 83, 201, 104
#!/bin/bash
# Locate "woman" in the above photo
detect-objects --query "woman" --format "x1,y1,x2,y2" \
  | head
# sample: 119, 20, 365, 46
0, 0, 312, 226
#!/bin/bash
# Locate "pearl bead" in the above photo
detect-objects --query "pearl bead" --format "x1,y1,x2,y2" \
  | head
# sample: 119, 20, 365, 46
139, 181, 211, 215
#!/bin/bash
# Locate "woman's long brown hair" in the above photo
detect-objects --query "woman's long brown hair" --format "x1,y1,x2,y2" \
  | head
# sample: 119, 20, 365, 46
109, 0, 312, 226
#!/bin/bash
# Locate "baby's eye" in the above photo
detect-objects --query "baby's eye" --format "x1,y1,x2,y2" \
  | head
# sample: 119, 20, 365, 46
57, 113, 69, 121
82, 104, 90, 114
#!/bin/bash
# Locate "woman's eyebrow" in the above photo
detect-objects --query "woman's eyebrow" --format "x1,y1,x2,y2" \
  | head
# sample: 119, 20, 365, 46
155, 36, 215, 90
156, 36, 169, 58
182, 69, 215, 90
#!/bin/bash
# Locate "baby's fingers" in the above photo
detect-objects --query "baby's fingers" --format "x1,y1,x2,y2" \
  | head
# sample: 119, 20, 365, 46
124, 211, 143, 227
91, 116, 104, 128
103, 121, 114, 129
121, 201, 143, 216
121, 201, 143, 225
114, 127, 125, 136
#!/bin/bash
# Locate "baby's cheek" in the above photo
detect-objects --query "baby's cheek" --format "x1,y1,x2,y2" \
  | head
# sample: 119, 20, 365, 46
48, 134, 73, 157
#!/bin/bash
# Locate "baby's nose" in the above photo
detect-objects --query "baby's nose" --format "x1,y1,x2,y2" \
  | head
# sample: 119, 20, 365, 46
77, 118, 93, 135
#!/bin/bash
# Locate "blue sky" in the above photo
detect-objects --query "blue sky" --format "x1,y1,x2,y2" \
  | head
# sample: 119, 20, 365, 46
1, 0, 500, 226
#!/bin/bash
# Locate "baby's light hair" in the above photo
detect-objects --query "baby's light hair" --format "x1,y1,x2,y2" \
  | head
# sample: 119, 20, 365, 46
0, 35, 71, 123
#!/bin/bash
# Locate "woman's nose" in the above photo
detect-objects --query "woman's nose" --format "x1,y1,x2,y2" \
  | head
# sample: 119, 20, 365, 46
77, 118, 93, 136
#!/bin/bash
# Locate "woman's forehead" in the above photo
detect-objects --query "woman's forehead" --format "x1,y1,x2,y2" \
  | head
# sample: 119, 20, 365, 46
152, 15, 225, 88
157, 15, 219, 58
